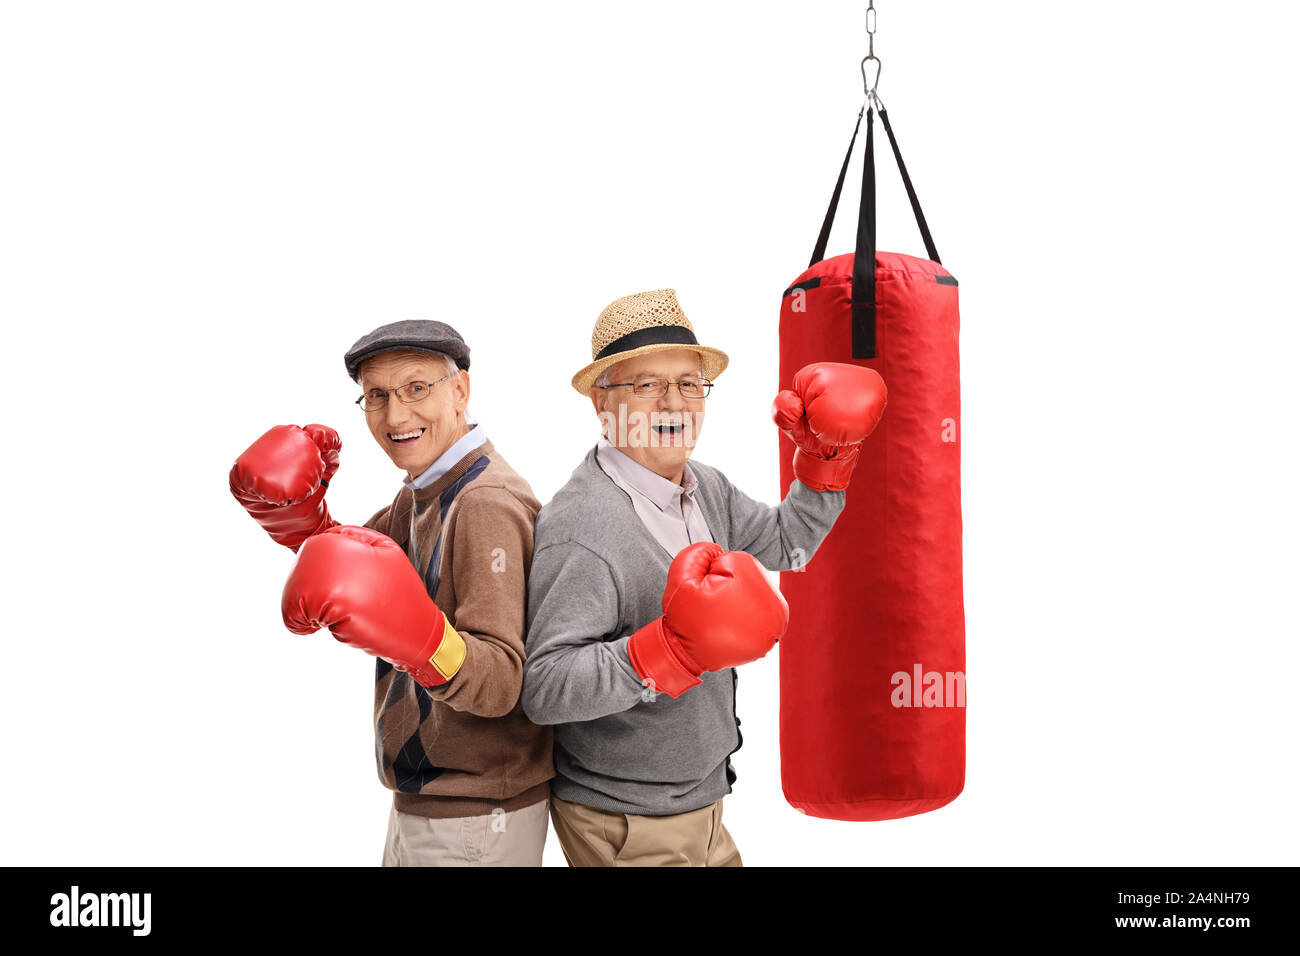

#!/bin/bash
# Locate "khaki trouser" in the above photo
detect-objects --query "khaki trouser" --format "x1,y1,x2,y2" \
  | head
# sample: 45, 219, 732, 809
549, 793, 742, 867
381, 799, 549, 867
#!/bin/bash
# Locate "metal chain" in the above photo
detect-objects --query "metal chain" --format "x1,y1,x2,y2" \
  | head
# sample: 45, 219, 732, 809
861, 2, 883, 106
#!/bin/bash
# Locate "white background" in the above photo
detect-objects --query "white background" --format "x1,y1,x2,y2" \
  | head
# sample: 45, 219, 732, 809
2, 0, 1297, 866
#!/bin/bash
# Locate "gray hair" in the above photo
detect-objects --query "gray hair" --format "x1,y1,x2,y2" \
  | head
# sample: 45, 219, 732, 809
593, 364, 617, 390
431, 351, 473, 422
431, 350, 461, 380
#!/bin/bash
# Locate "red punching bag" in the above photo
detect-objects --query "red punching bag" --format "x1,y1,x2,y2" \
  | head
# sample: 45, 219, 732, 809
778, 99, 965, 820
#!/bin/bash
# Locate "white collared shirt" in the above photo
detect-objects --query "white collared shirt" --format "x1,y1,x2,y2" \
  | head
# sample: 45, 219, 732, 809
595, 436, 715, 558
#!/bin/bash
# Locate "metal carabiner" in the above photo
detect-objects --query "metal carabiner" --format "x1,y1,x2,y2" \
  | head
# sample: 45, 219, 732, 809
861, 54, 882, 96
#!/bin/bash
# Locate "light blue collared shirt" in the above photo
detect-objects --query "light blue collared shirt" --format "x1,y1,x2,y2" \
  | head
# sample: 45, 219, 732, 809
401, 421, 487, 571
403, 421, 487, 491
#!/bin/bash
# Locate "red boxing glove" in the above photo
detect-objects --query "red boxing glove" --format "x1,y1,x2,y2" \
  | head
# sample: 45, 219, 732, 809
230, 424, 342, 552
627, 542, 789, 699
772, 362, 887, 492
280, 525, 467, 687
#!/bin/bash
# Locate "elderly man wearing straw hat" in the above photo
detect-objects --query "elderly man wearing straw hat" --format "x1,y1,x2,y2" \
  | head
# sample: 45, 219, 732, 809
229, 320, 553, 866
522, 289, 887, 866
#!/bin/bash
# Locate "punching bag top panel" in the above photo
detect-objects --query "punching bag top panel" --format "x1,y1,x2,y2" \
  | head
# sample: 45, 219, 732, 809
783, 251, 955, 300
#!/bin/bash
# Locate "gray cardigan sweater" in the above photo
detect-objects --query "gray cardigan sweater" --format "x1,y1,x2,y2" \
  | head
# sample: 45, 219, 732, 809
522, 443, 844, 815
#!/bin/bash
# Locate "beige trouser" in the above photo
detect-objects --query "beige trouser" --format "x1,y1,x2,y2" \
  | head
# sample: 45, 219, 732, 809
381, 799, 549, 867
549, 793, 742, 867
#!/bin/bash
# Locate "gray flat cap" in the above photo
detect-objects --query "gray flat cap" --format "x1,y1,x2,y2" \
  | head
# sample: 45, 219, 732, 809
343, 319, 471, 382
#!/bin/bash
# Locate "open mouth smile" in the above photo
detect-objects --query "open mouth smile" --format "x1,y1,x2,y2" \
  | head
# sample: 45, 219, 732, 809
652, 422, 685, 441
388, 427, 426, 444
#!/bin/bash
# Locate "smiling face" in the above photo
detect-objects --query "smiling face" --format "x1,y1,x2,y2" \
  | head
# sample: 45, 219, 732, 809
588, 348, 707, 486
358, 350, 470, 480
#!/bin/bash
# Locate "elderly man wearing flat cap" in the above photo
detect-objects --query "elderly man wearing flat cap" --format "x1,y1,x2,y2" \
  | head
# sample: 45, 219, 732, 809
521, 289, 887, 866
230, 319, 553, 866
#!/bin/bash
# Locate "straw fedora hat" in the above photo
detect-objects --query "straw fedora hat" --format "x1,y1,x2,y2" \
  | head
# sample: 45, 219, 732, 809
571, 288, 730, 395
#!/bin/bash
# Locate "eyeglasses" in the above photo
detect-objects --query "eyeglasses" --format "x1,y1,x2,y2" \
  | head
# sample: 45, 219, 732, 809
355, 373, 454, 412
597, 377, 714, 400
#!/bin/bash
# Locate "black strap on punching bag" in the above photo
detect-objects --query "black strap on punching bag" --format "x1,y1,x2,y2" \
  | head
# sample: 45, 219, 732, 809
879, 108, 940, 268
810, 107, 864, 270
852, 109, 878, 358
808, 103, 941, 359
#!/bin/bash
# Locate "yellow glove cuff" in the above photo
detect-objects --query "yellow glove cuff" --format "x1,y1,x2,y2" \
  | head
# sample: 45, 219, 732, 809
428, 617, 468, 682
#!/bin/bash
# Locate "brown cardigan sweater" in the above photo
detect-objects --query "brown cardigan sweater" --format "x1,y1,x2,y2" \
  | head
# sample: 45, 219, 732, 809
363, 434, 553, 818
